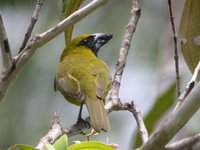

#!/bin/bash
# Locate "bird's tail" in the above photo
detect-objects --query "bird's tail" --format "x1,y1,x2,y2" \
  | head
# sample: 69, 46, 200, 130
85, 96, 110, 132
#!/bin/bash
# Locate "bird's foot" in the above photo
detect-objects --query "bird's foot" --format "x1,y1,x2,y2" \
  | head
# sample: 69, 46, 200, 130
76, 117, 90, 126
86, 129, 99, 141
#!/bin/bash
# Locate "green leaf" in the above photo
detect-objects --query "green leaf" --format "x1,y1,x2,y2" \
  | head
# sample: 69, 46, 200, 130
62, 0, 85, 45
179, 0, 200, 80
68, 141, 115, 150
133, 83, 176, 147
44, 144, 55, 150
53, 135, 68, 150
8, 144, 37, 150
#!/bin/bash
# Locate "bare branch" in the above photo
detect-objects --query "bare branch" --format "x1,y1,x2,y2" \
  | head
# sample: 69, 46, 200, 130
168, 0, 180, 98
36, 113, 62, 149
138, 85, 200, 150
107, 0, 140, 110
19, 0, 43, 53
36, 113, 90, 150
62, 119, 90, 137
173, 61, 200, 112
0, 0, 110, 102
107, 101, 148, 144
36, 100, 149, 150
165, 133, 200, 150
0, 14, 13, 71
105, 0, 148, 143
124, 101, 148, 144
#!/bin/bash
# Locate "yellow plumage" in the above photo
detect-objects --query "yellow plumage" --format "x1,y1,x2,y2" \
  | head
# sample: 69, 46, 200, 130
54, 33, 112, 132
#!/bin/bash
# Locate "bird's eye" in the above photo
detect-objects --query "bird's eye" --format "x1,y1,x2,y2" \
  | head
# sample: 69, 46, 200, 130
79, 36, 93, 47
83, 39, 88, 43
100, 39, 105, 43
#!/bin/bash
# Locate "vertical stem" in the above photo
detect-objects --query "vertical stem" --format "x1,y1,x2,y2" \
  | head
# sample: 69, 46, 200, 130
168, 0, 180, 98
173, 61, 200, 112
108, 0, 141, 106
0, 14, 13, 71
19, 0, 43, 53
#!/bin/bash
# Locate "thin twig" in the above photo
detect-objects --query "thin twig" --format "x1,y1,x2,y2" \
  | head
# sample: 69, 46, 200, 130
173, 61, 200, 112
19, 0, 43, 53
108, 101, 148, 144
126, 101, 148, 144
0, 0, 110, 102
138, 85, 200, 150
168, 0, 180, 98
107, 0, 141, 110
165, 133, 200, 150
0, 14, 13, 71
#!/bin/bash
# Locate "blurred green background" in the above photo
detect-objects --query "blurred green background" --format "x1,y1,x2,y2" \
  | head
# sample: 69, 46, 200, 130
1, 0, 199, 149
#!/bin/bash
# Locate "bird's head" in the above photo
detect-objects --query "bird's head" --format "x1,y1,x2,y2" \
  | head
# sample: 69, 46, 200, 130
69, 33, 113, 56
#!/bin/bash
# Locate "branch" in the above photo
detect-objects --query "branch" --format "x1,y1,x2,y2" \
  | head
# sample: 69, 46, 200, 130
0, 0, 110, 102
36, 113, 90, 150
36, 100, 148, 150
138, 85, 200, 150
19, 0, 43, 53
0, 14, 13, 71
106, 0, 140, 111
165, 133, 200, 150
108, 101, 148, 144
105, 0, 148, 143
36, 113, 62, 149
173, 61, 200, 112
123, 101, 148, 144
168, 0, 180, 98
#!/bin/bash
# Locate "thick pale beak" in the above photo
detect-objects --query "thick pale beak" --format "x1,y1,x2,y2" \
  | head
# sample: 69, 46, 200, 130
93, 33, 113, 50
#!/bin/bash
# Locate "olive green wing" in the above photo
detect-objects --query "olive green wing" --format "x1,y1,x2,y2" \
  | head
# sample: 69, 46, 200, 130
95, 70, 112, 99
54, 73, 85, 102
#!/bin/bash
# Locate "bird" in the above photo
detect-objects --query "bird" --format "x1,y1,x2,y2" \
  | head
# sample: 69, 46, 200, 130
54, 33, 113, 132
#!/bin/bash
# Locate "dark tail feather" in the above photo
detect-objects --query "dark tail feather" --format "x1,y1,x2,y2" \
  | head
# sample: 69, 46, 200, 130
85, 96, 110, 132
